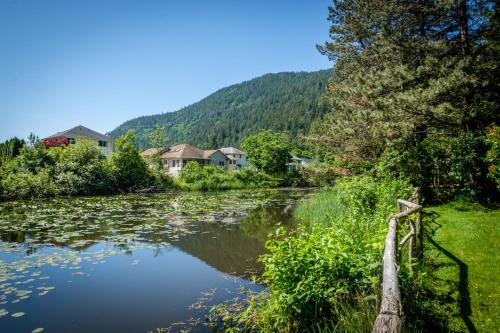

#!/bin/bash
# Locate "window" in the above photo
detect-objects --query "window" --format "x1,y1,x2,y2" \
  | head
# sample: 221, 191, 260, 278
219, 161, 225, 166
172, 160, 176, 167
98, 140, 108, 147
68, 137, 76, 144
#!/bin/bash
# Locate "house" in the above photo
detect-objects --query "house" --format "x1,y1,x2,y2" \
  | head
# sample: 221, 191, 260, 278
159, 144, 229, 176
42, 125, 115, 156
219, 147, 248, 170
286, 156, 312, 171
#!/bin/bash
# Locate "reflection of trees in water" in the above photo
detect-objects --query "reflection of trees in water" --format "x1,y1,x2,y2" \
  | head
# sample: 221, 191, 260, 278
171, 201, 299, 278
0, 190, 309, 276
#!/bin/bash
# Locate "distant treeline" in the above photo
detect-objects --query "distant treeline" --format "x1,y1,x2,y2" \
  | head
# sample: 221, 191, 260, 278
109, 70, 331, 149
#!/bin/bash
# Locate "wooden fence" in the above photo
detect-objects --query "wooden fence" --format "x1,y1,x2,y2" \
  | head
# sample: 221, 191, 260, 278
372, 188, 422, 333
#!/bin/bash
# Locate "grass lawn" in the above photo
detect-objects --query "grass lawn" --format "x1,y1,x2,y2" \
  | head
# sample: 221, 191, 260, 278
424, 201, 499, 332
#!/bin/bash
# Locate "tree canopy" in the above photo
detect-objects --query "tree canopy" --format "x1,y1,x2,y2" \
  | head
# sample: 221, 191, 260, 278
241, 130, 291, 175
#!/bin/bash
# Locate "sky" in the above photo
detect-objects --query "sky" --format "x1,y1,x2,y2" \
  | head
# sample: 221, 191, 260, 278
0, 0, 332, 141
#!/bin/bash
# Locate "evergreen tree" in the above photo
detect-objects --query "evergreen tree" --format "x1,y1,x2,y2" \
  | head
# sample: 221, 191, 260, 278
312, 0, 498, 164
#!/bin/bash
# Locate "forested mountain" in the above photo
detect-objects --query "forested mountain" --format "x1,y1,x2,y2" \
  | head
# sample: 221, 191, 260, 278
109, 70, 331, 149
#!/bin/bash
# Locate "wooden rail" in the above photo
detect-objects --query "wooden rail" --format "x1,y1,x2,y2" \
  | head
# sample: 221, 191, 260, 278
372, 188, 422, 333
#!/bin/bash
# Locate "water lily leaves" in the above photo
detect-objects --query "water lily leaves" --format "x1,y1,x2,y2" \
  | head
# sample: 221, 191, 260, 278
11, 311, 25, 317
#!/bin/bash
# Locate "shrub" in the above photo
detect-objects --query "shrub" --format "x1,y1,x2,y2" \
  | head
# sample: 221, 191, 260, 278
50, 140, 116, 195
377, 133, 495, 202
108, 130, 153, 191
485, 125, 499, 190
1, 169, 56, 199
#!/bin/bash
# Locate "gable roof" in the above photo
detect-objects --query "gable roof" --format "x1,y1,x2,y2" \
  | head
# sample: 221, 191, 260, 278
160, 144, 206, 159
140, 147, 169, 158
203, 149, 221, 158
219, 147, 245, 155
45, 125, 113, 142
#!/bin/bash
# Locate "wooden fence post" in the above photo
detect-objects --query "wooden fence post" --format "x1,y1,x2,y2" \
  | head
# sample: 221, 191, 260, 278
372, 190, 423, 333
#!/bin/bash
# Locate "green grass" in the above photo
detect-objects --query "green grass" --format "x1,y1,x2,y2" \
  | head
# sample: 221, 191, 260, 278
423, 201, 500, 332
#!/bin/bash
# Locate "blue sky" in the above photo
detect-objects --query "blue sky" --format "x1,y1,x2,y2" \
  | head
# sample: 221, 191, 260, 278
0, 0, 332, 141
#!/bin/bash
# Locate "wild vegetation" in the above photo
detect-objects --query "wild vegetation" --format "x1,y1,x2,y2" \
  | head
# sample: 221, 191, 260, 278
0, 131, 169, 199
211, 176, 413, 332
0, 128, 315, 199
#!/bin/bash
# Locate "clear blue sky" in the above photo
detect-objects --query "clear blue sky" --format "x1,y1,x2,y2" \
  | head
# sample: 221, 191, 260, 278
0, 0, 332, 141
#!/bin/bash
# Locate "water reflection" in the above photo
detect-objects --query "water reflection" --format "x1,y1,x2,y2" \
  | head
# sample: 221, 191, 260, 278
0, 189, 310, 332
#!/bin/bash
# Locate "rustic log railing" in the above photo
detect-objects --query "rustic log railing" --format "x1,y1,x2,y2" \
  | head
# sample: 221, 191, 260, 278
372, 188, 422, 333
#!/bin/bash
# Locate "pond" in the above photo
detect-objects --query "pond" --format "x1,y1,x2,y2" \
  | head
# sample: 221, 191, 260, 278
0, 189, 310, 333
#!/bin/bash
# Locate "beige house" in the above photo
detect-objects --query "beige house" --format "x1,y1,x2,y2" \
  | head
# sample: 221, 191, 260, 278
155, 144, 229, 176
219, 147, 248, 170
43, 125, 115, 156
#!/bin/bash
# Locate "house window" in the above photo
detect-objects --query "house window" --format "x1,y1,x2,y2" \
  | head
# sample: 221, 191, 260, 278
68, 137, 76, 144
172, 160, 176, 167
98, 140, 108, 147
219, 161, 224, 166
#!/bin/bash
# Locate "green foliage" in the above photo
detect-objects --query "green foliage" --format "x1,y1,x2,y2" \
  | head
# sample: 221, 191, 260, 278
109, 130, 153, 192
212, 176, 412, 332
147, 124, 167, 148
109, 70, 331, 149
0, 137, 25, 166
49, 139, 116, 195
485, 125, 500, 190
176, 161, 278, 191
1, 169, 56, 199
376, 132, 495, 202
242, 130, 291, 175
297, 162, 336, 187
0, 131, 176, 199
310, 0, 499, 201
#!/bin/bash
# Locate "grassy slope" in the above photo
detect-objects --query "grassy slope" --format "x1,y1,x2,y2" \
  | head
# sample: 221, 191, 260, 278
425, 202, 499, 332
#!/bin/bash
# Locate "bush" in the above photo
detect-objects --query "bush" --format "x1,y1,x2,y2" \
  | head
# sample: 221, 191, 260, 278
176, 162, 280, 191
485, 125, 499, 190
50, 140, 116, 195
376, 133, 496, 202
108, 130, 154, 191
1, 169, 56, 199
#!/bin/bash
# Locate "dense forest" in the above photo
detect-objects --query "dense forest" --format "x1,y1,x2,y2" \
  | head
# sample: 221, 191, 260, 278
109, 70, 331, 149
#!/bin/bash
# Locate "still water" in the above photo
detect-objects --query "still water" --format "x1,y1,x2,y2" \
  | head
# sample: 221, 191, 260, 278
0, 189, 309, 333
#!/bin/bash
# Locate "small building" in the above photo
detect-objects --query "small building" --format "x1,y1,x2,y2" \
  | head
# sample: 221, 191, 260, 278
286, 156, 312, 171
159, 144, 229, 176
42, 125, 115, 156
219, 147, 248, 170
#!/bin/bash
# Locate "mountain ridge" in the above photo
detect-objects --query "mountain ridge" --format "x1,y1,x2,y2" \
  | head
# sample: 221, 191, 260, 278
109, 69, 332, 149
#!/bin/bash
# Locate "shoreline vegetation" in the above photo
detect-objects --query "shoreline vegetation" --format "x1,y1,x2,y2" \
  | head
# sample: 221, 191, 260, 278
0, 130, 325, 201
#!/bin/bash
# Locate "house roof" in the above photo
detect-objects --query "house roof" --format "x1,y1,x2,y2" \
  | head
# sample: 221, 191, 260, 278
160, 144, 206, 160
219, 147, 245, 155
44, 125, 113, 142
203, 150, 219, 158
140, 147, 168, 158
